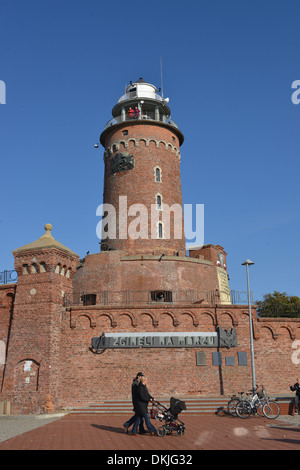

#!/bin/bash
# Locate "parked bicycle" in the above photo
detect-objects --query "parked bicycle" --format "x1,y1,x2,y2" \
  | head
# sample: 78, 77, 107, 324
236, 385, 280, 419
227, 391, 246, 416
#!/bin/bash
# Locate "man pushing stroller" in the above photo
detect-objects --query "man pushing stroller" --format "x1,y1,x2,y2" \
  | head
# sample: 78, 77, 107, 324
123, 373, 157, 435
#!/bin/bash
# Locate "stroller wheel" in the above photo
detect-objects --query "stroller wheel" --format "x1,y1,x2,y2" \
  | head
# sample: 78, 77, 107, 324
157, 426, 167, 437
177, 427, 185, 436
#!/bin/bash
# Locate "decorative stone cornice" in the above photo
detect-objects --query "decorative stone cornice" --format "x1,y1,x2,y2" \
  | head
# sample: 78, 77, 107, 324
104, 138, 181, 160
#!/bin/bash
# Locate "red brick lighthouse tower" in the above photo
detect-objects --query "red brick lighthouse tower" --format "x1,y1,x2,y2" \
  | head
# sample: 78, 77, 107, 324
74, 78, 228, 298
98, 78, 186, 256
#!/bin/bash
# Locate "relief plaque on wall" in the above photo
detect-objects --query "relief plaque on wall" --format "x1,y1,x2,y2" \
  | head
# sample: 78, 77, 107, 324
111, 153, 134, 174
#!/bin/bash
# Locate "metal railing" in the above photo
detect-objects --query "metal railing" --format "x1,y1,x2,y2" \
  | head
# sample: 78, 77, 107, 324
0, 270, 18, 285
230, 290, 253, 305
63, 289, 252, 307
257, 304, 300, 318
104, 113, 179, 130
118, 91, 164, 103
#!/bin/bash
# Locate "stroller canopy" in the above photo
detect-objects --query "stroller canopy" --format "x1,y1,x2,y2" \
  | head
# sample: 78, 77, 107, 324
169, 397, 186, 417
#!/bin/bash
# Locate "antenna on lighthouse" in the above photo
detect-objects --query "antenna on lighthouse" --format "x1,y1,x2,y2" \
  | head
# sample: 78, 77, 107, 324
160, 57, 164, 99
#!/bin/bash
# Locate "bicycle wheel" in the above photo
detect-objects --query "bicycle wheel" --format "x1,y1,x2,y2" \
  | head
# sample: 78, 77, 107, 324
236, 400, 251, 418
255, 401, 265, 417
262, 401, 280, 419
227, 398, 240, 416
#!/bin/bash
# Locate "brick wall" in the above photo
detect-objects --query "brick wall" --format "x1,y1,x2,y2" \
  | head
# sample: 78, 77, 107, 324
100, 123, 186, 255
72, 251, 220, 296
1, 271, 300, 414
0, 284, 16, 386
55, 305, 300, 409
1, 247, 78, 414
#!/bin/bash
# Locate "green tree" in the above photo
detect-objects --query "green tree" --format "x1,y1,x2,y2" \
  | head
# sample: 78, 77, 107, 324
256, 291, 300, 318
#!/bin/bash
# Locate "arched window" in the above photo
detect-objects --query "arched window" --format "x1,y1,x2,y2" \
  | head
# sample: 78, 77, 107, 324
158, 223, 163, 239
31, 263, 38, 273
156, 194, 162, 210
155, 167, 161, 182
40, 262, 46, 273
55, 264, 61, 274
22, 264, 29, 274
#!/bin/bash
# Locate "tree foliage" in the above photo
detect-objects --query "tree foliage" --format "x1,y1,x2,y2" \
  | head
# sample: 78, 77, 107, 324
256, 291, 300, 318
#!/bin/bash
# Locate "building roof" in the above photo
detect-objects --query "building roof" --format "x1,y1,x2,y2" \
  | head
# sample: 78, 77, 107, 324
12, 223, 79, 257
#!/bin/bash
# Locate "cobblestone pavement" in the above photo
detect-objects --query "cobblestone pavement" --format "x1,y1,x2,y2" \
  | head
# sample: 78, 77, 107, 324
0, 413, 67, 443
0, 413, 300, 450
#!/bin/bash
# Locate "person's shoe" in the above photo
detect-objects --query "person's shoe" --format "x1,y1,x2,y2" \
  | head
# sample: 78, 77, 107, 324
150, 432, 157, 436
123, 424, 129, 433
139, 430, 147, 434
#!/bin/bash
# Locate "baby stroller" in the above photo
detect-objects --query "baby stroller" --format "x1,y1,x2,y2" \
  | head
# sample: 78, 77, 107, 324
151, 397, 186, 437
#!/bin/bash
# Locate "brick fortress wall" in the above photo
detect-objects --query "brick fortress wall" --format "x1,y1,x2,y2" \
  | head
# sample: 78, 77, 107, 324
57, 303, 300, 409
1, 257, 300, 413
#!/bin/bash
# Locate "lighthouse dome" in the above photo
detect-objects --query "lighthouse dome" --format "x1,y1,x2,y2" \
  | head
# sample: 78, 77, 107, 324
118, 78, 163, 103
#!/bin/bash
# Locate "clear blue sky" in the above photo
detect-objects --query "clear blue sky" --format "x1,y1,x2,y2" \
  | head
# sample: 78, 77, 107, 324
1, 0, 299, 302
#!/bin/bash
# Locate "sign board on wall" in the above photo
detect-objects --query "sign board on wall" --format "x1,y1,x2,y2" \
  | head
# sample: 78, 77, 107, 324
217, 267, 231, 304
91, 327, 237, 351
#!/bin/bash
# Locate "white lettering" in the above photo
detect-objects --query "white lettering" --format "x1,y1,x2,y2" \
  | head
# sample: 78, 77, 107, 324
96, 197, 204, 244
184, 203, 204, 247
96, 203, 116, 240
0, 80, 6, 104
291, 80, 300, 104
128, 203, 148, 240
107, 455, 142, 467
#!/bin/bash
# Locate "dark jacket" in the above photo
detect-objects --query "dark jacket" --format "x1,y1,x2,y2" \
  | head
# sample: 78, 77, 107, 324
290, 382, 300, 397
135, 383, 153, 416
131, 378, 139, 411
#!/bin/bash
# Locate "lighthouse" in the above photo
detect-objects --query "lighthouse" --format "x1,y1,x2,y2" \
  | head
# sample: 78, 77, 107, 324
98, 78, 186, 256
73, 78, 230, 299
2, 76, 276, 417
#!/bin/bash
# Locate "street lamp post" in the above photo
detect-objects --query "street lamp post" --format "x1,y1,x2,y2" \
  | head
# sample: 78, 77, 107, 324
242, 259, 256, 392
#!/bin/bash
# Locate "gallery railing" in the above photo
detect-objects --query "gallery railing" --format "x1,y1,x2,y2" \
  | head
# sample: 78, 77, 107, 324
63, 289, 252, 307
0, 270, 18, 285
104, 113, 179, 130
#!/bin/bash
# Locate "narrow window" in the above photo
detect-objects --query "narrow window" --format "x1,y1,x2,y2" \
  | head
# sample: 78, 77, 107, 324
156, 195, 162, 210
158, 222, 163, 239
31, 263, 38, 273
22, 264, 29, 274
40, 262, 46, 273
122, 130, 128, 136
155, 167, 161, 182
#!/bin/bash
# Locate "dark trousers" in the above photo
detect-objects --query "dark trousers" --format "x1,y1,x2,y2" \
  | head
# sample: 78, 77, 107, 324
295, 395, 300, 413
124, 413, 145, 432
132, 413, 156, 434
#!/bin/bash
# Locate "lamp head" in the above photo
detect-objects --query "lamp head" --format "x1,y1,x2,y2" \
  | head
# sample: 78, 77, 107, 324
242, 259, 254, 266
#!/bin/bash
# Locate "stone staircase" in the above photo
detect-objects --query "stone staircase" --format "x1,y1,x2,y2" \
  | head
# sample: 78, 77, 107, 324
68, 397, 230, 415
68, 396, 294, 416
